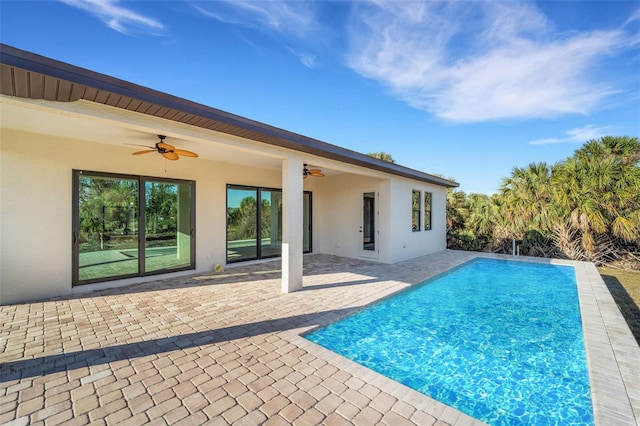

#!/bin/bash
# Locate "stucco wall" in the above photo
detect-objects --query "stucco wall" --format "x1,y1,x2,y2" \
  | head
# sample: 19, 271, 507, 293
387, 178, 448, 263
0, 128, 283, 304
1, 126, 450, 304
309, 173, 388, 260
308, 173, 446, 264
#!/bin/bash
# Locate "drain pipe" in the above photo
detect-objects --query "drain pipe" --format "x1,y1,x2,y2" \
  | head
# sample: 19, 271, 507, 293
512, 238, 516, 256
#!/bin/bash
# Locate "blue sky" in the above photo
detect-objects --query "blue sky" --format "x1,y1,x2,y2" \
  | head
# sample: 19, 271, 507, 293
1, 0, 639, 194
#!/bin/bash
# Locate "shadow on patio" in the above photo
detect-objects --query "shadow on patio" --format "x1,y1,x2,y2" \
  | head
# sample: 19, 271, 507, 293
0, 307, 356, 382
10, 254, 409, 305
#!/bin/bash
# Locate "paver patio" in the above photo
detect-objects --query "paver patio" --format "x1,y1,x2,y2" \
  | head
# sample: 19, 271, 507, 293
1, 251, 638, 425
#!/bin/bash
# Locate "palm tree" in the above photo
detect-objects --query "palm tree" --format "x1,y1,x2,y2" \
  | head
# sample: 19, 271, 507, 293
367, 152, 395, 163
552, 136, 639, 257
498, 162, 557, 239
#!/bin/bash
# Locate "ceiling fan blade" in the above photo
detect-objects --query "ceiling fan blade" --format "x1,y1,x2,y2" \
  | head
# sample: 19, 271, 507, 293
303, 175, 308, 179
132, 149, 156, 155
174, 149, 199, 158
308, 168, 321, 173
310, 171, 325, 177
126, 143, 155, 149
162, 152, 179, 161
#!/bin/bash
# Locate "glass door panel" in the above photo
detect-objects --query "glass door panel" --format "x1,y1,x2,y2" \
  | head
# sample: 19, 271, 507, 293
363, 192, 375, 250
144, 181, 192, 273
360, 190, 378, 259
303, 192, 311, 253
226, 186, 312, 263
77, 175, 139, 282
260, 190, 282, 258
227, 187, 258, 261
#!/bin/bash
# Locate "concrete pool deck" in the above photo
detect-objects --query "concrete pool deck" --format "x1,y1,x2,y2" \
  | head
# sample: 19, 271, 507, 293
1, 251, 638, 425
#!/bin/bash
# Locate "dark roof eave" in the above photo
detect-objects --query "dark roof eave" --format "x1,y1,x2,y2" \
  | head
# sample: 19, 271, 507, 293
0, 44, 458, 188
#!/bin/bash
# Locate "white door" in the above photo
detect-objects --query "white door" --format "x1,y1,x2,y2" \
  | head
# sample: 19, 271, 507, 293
359, 188, 379, 259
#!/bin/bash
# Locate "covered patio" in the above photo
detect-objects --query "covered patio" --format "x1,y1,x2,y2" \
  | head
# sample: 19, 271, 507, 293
1, 251, 638, 425
1, 44, 456, 304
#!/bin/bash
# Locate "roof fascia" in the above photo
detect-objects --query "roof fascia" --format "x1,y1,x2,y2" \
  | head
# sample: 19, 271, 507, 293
0, 44, 458, 188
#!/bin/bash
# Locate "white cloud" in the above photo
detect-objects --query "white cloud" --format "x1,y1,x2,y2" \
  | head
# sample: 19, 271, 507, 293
190, 0, 321, 67
529, 125, 615, 145
346, 1, 635, 123
60, 0, 163, 34
190, 0, 318, 40
287, 47, 318, 69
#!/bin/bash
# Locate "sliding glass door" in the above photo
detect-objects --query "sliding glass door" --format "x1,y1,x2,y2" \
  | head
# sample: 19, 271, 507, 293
73, 171, 195, 286
144, 180, 194, 273
226, 185, 311, 263
226, 186, 258, 262
260, 189, 283, 258
75, 174, 140, 282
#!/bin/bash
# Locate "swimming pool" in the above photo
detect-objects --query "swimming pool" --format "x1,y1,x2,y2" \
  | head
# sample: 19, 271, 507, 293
305, 258, 594, 425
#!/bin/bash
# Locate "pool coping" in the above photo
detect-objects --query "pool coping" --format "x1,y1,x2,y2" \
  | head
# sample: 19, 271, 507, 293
285, 252, 640, 425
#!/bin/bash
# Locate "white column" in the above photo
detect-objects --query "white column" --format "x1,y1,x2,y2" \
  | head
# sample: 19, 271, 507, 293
281, 157, 304, 293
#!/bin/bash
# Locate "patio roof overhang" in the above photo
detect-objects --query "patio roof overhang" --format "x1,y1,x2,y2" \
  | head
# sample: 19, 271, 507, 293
0, 43, 458, 188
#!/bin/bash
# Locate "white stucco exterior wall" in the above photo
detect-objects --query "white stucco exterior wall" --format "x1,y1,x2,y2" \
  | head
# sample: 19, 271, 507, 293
386, 178, 448, 263
308, 172, 446, 264
0, 128, 284, 304
0, 100, 453, 304
310, 173, 386, 260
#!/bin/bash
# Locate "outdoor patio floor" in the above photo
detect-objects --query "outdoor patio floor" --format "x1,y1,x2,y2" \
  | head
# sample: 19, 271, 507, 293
1, 251, 638, 425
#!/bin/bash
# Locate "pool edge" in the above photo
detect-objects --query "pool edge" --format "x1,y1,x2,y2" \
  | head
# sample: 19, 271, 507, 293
289, 252, 639, 426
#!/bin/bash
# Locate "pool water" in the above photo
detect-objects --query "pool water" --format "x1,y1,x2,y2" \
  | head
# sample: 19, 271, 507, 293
305, 258, 594, 425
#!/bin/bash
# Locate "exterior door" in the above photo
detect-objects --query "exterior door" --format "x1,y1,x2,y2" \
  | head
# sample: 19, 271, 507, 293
73, 170, 195, 286
360, 189, 379, 259
226, 185, 312, 263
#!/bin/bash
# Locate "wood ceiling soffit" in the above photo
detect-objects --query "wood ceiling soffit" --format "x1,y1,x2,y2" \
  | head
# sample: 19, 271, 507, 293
154, 106, 173, 119
183, 115, 201, 126
160, 108, 181, 121
171, 111, 189, 122
203, 119, 220, 129
114, 95, 133, 109
69, 84, 86, 101
57, 80, 74, 101
29, 73, 45, 99
0, 66, 12, 95
215, 123, 237, 134
145, 104, 163, 116
103, 94, 119, 107
82, 87, 99, 101
13, 68, 29, 98
125, 98, 143, 111
135, 101, 154, 114
94, 90, 111, 104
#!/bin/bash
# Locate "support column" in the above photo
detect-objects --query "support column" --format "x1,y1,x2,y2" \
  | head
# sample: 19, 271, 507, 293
281, 157, 304, 293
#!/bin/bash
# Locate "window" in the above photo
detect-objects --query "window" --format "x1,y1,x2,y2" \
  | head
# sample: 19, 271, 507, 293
412, 190, 421, 232
227, 185, 311, 263
73, 170, 195, 286
424, 192, 432, 231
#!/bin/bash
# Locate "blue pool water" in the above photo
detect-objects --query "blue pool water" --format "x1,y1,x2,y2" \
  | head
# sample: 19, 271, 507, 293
306, 258, 593, 425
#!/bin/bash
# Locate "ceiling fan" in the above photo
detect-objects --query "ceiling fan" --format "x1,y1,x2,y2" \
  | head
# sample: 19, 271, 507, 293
131, 135, 198, 161
303, 164, 324, 178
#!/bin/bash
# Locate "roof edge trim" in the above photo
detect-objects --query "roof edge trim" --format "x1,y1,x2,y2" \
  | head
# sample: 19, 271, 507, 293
0, 44, 458, 188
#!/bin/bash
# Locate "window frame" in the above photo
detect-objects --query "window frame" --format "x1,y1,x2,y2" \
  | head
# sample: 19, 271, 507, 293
72, 170, 196, 286
226, 184, 312, 264
412, 189, 421, 232
424, 191, 432, 231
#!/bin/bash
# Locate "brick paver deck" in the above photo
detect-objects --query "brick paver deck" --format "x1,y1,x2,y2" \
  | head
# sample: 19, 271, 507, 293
1, 251, 638, 425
